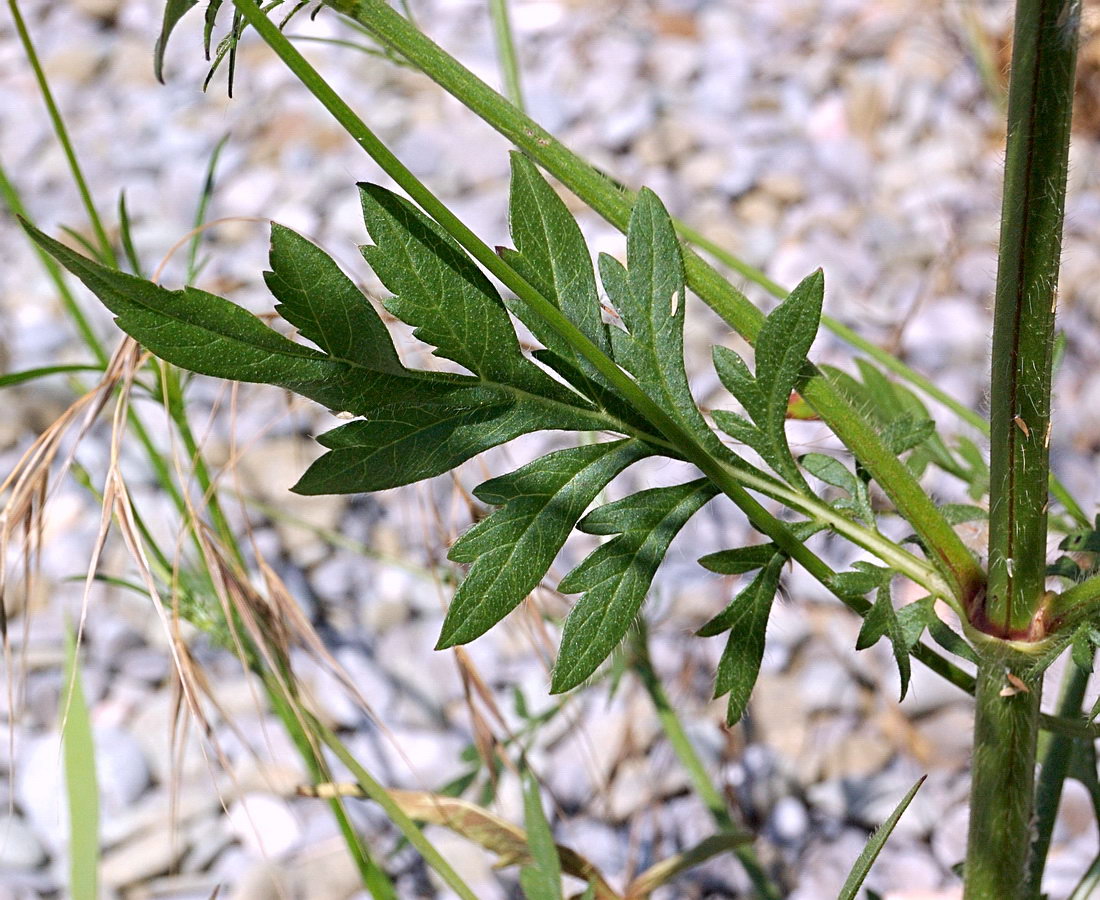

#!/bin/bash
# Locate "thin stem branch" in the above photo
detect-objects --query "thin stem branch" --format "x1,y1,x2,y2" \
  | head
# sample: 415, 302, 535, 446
1027, 659, 1090, 896
984, 0, 1080, 635
488, 0, 524, 109
632, 626, 781, 900
8, 0, 117, 267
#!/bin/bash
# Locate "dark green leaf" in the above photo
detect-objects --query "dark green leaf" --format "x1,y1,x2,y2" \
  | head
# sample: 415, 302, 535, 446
856, 585, 915, 700
838, 777, 926, 900
830, 562, 891, 599
926, 615, 979, 665
154, 0, 198, 82
699, 521, 822, 576
599, 190, 725, 454
359, 184, 568, 401
294, 389, 606, 494
501, 153, 609, 356
439, 440, 650, 648
265, 223, 403, 372
1049, 556, 1084, 580
698, 544, 778, 575
707, 555, 785, 724
552, 479, 717, 692
752, 270, 823, 484
518, 772, 562, 900
27, 219, 614, 497
24, 220, 464, 416
1061, 522, 1100, 554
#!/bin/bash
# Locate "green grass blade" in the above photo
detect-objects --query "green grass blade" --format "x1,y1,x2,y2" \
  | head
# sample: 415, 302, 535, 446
518, 772, 562, 900
62, 625, 99, 900
9, 0, 117, 267
488, 0, 524, 109
0, 365, 105, 389
838, 775, 926, 900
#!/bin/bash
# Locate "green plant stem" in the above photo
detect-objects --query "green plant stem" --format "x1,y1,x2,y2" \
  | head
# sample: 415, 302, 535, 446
673, 198, 1089, 528
1027, 660, 1090, 896
1048, 573, 1100, 626
964, 652, 1042, 899
305, 707, 481, 900
488, 0, 524, 108
265, 674, 397, 898
984, 0, 1080, 635
321, 0, 983, 607
632, 628, 781, 900
8, 0, 117, 267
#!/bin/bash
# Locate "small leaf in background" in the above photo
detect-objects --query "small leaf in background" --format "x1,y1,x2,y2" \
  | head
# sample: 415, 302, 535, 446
698, 543, 779, 575
1072, 627, 1099, 673
502, 153, 609, 357
519, 773, 563, 900
701, 554, 785, 724
830, 561, 891, 600
855, 585, 918, 700
62, 625, 99, 900
552, 480, 717, 692
880, 415, 935, 455
439, 440, 649, 648
154, 0, 198, 82
801, 452, 874, 524
837, 776, 926, 900
1060, 517, 1100, 554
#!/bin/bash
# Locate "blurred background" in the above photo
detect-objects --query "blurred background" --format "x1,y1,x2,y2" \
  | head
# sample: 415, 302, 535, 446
3, 0, 1100, 897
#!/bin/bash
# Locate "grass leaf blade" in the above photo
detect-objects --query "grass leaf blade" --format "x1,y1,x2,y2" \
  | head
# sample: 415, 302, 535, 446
838, 776, 926, 900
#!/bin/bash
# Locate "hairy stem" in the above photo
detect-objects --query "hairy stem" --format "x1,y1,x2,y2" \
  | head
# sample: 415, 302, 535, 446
964, 652, 1042, 898
984, 0, 1080, 635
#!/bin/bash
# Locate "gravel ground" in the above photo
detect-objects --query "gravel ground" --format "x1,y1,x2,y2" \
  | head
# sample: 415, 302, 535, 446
3, 0, 1100, 898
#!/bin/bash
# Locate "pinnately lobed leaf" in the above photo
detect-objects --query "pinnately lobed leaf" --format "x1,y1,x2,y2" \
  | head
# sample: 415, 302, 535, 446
25, 192, 617, 497
599, 189, 729, 458
501, 153, 610, 358
438, 439, 651, 648
700, 553, 785, 724
551, 479, 718, 692
711, 271, 823, 490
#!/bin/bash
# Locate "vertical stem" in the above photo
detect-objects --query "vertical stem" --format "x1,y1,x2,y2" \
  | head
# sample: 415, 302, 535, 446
632, 629, 782, 900
984, 0, 1080, 635
964, 653, 1042, 899
488, 0, 524, 109
1027, 661, 1090, 895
